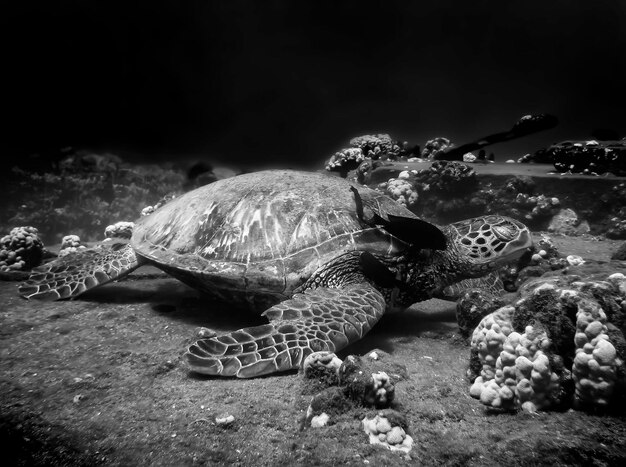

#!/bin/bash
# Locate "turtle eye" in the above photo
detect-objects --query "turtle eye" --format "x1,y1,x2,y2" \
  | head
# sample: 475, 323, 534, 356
492, 224, 516, 242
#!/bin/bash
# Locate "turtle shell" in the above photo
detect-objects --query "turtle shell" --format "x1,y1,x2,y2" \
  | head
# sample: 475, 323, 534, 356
132, 170, 414, 308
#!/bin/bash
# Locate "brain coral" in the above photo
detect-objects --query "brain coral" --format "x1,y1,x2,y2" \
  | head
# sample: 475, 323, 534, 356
469, 273, 626, 413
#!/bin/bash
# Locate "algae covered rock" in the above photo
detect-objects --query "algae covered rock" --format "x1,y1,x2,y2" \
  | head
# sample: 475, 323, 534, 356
456, 288, 506, 338
612, 242, 626, 261
548, 208, 591, 236
468, 274, 626, 413
302, 349, 409, 433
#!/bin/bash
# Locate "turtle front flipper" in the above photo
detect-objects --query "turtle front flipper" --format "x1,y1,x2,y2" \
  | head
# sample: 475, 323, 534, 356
185, 283, 386, 378
18, 242, 141, 300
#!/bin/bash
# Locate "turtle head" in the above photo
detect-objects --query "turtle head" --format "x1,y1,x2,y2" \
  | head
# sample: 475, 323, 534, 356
450, 215, 533, 277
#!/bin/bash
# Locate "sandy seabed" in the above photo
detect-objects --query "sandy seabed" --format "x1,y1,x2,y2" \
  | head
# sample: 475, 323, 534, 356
1, 233, 626, 466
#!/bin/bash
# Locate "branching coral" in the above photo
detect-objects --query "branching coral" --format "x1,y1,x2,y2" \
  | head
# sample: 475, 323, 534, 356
0, 226, 44, 271
469, 274, 626, 413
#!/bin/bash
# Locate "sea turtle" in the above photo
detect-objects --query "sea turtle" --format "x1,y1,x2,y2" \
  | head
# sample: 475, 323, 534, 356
18, 170, 533, 378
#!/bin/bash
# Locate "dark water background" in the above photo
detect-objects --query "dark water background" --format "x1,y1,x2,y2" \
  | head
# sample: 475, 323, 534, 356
2, 0, 625, 170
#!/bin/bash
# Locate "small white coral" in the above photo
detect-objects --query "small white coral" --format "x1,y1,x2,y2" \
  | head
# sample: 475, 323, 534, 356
58, 235, 86, 257
141, 205, 155, 216
386, 178, 418, 208
104, 221, 135, 239
566, 255, 585, 266
362, 413, 413, 454
310, 412, 330, 428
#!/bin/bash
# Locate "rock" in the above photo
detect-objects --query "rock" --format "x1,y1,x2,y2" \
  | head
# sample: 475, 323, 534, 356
302, 351, 342, 386
612, 242, 626, 261
548, 208, 588, 236
548, 139, 626, 176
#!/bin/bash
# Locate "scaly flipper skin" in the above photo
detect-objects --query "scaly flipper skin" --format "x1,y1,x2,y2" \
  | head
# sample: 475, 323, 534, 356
18, 242, 140, 300
185, 283, 386, 378
441, 271, 505, 300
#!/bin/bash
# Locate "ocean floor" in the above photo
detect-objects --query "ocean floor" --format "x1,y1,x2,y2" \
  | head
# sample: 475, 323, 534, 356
2, 232, 626, 466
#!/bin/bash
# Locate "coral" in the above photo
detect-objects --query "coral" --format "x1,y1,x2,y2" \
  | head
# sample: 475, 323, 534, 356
462, 153, 477, 163
104, 221, 135, 239
468, 274, 626, 412
572, 299, 620, 409
339, 355, 396, 408
0, 226, 44, 272
362, 410, 413, 454
301, 350, 408, 431
548, 139, 626, 176
349, 134, 403, 160
384, 178, 418, 208
421, 137, 453, 160
456, 288, 506, 338
514, 194, 561, 222
325, 147, 366, 176
58, 234, 86, 257
413, 161, 478, 196
302, 351, 343, 386
325, 134, 410, 178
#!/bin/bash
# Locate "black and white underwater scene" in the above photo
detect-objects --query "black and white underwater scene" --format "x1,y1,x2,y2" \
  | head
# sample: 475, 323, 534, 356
2, 1, 626, 465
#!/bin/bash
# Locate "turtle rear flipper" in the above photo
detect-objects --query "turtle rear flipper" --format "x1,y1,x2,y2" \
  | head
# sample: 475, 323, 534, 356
18, 242, 140, 300
185, 283, 386, 378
